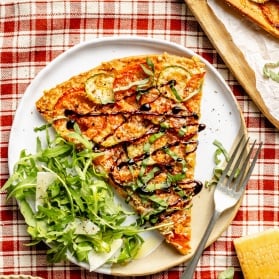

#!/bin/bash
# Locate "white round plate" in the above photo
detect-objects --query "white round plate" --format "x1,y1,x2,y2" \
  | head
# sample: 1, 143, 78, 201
8, 36, 246, 276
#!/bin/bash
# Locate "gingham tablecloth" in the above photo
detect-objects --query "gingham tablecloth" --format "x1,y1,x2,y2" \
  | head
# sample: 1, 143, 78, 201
1, 1, 278, 279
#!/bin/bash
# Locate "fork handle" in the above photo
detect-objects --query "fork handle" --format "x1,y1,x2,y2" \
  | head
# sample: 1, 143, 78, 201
181, 209, 221, 279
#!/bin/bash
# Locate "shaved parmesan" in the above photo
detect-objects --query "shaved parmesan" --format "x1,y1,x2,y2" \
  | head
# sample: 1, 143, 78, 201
72, 218, 100, 235
88, 239, 123, 271
36, 172, 57, 211
135, 231, 163, 259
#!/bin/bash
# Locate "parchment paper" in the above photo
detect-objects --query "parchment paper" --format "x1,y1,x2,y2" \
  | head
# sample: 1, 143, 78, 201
208, 0, 279, 120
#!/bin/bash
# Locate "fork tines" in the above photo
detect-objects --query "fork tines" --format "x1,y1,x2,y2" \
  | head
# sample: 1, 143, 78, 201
220, 136, 262, 191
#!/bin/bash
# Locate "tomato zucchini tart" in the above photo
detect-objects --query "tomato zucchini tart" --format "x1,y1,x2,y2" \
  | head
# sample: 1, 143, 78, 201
223, 0, 279, 38
36, 53, 206, 255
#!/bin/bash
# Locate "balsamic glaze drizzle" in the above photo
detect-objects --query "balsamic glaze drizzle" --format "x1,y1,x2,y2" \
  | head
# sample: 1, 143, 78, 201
64, 109, 199, 119
61, 70, 206, 218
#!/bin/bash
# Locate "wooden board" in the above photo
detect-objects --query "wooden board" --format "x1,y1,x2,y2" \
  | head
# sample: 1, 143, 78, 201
185, 0, 279, 129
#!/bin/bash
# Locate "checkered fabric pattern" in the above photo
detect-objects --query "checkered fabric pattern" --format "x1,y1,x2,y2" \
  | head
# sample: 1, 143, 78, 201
1, 1, 279, 279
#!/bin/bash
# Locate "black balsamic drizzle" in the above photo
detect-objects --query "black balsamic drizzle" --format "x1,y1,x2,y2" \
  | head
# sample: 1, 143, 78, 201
140, 103, 151, 111
64, 109, 198, 119
172, 106, 183, 114
192, 180, 203, 195
60, 63, 206, 222
198, 123, 206, 132
66, 119, 75, 130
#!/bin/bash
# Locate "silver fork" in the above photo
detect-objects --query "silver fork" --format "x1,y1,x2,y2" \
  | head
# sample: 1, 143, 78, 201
181, 136, 262, 279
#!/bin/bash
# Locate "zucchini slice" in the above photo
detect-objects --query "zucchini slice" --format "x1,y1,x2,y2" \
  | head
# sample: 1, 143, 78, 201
157, 66, 191, 102
85, 73, 115, 104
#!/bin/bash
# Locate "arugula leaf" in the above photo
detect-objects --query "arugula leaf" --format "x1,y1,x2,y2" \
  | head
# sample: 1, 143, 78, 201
218, 267, 235, 279
116, 235, 143, 264
205, 139, 229, 188
2, 126, 145, 268
263, 61, 279, 83
213, 139, 229, 164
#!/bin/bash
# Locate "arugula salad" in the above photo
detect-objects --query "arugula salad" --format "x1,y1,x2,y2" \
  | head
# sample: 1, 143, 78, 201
2, 125, 155, 270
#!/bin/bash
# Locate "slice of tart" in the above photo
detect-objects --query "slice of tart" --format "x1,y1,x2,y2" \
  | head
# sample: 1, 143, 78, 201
36, 52, 206, 255
223, 0, 279, 38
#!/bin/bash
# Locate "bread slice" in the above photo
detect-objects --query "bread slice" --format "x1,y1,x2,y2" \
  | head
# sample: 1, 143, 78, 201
223, 0, 279, 38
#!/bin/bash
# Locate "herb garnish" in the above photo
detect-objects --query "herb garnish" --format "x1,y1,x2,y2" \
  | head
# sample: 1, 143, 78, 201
263, 61, 279, 83
205, 139, 230, 188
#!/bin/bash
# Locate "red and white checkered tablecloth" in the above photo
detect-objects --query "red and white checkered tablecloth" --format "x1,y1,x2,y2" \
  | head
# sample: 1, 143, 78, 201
1, 1, 278, 279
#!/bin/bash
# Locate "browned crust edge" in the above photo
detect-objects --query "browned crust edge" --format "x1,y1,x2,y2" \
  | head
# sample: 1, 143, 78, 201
223, 0, 279, 38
